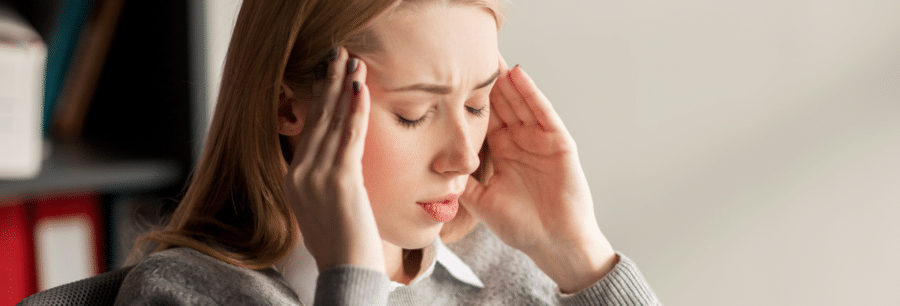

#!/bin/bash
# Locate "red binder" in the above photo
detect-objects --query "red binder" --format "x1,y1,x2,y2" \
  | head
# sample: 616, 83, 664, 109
0, 198, 36, 304
32, 193, 103, 291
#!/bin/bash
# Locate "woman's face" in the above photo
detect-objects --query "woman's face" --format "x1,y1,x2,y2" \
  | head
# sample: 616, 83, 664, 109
356, 4, 499, 249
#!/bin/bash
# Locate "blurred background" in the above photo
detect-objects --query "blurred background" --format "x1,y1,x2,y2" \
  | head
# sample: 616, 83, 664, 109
1, 0, 898, 305
499, 1, 900, 305
498, 1, 900, 305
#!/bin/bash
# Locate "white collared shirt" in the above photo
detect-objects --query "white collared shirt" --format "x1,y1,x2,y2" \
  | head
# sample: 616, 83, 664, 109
274, 237, 484, 306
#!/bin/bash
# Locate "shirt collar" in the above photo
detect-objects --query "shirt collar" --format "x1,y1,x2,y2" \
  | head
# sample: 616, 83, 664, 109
434, 237, 484, 288
387, 237, 484, 291
275, 236, 484, 305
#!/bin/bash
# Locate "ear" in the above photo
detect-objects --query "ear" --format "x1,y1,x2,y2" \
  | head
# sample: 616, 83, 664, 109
277, 82, 306, 136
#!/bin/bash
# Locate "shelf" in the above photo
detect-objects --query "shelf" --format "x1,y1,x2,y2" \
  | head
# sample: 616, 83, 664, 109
0, 141, 182, 200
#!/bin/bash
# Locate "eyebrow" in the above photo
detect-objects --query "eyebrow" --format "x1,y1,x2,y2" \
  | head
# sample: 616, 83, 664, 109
389, 68, 501, 95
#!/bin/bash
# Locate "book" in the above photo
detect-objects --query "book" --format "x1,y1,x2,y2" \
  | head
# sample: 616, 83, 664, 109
32, 193, 103, 291
0, 198, 36, 304
41, 0, 96, 136
0, 2, 47, 179
52, 0, 126, 141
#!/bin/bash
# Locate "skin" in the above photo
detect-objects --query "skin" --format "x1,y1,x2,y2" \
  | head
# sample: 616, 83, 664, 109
279, 4, 619, 293
357, 5, 496, 283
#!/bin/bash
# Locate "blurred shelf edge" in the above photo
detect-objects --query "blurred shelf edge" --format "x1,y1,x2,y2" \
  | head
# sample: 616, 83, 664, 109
0, 140, 182, 201
0, 1, 202, 203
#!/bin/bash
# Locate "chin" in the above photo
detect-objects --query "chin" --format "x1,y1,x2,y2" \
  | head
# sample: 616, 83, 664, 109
381, 222, 444, 249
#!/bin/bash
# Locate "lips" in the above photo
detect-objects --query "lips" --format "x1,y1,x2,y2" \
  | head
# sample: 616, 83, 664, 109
417, 193, 460, 223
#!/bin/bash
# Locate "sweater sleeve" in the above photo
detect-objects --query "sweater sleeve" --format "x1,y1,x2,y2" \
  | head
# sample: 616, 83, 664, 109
312, 265, 391, 306
557, 252, 662, 306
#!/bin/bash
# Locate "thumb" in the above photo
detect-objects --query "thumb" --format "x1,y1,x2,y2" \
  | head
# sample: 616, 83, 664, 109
460, 175, 486, 213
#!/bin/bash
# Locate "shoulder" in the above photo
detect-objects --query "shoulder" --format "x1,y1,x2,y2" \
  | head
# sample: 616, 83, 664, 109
115, 247, 300, 306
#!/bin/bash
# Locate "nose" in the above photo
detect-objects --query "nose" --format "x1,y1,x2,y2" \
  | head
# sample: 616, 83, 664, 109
431, 116, 481, 176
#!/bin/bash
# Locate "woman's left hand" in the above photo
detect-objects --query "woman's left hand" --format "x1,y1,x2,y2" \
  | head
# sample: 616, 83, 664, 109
460, 56, 619, 293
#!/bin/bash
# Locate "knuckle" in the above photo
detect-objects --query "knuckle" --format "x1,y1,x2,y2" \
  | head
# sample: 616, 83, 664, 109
345, 128, 359, 141
314, 110, 332, 125
311, 168, 330, 186
329, 115, 344, 131
331, 171, 356, 191
283, 167, 303, 186
301, 177, 318, 196
325, 73, 343, 84
325, 171, 344, 187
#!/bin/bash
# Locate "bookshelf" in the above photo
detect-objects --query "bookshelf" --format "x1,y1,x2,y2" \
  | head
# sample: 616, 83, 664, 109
1, 0, 201, 300
0, 141, 181, 198
0, 0, 196, 198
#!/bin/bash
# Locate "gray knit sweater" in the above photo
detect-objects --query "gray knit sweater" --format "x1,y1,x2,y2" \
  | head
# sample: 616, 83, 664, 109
114, 224, 661, 305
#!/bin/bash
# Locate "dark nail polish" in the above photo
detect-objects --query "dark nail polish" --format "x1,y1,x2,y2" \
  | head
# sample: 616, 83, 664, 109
352, 81, 361, 95
314, 61, 327, 80
327, 47, 338, 62
347, 57, 358, 74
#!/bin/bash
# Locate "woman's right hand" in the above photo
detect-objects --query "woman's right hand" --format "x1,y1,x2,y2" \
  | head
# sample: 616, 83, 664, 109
280, 46, 384, 274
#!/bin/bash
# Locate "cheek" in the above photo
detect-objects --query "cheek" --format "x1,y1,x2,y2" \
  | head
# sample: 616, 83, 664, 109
469, 114, 490, 154
361, 113, 423, 202
474, 116, 489, 145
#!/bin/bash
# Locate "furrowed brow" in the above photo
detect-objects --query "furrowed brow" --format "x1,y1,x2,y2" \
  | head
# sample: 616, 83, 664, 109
390, 68, 501, 95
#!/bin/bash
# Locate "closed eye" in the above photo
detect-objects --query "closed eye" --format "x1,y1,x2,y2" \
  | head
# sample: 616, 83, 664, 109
397, 114, 427, 128
466, 105, 486, 117
397, 105, 487, 129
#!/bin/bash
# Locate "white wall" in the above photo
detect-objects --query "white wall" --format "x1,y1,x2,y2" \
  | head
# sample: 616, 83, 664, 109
197, 1, 900, 305
498, 1, 900, 305
192, 0, 243, 160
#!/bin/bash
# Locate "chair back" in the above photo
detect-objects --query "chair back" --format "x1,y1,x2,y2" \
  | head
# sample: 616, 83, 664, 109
17, 266, 135, 306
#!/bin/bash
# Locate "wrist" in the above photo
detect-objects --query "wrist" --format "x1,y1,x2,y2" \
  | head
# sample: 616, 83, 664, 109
309, 235, 386, 274
526, 232, 618, 294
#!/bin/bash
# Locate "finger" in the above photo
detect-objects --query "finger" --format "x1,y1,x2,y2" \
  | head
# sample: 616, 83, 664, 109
508, 65, 566, 132
486, 99, 504, 134
488, 84, 516, 130
318, 57, 368, 168
296, 47, 349, 166
339, 78, 370, 169
330, 57, 358, 132
304, 47, 339, 130
495, 64, 538, 126
315, 56, 358, 167
489, 58, 520, 127
294, 47, 340, 165
308, 47, 339, 100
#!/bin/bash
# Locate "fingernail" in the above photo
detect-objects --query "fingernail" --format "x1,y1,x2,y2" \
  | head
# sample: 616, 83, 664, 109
327, 47, 338, 62
347, 57, 358, 74
350, 83, 360, 113
352, 81, 361, 95
314, 61, 327, 80
509, 64, 520, 81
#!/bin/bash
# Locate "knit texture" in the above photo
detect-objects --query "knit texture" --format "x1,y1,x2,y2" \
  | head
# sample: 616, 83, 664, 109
114, 224, 661, 306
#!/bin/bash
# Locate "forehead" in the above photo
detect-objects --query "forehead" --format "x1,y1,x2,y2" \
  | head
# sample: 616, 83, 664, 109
361, 4, 499, 91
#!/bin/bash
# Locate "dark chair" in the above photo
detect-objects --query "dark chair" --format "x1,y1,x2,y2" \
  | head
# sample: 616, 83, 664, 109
17, 266, 135, 306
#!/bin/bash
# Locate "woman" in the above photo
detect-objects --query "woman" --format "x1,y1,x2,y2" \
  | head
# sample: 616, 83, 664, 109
116, 0, 661, 305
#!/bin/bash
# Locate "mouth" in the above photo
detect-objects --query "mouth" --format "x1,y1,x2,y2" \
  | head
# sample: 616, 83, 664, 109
417, 193, 460, 223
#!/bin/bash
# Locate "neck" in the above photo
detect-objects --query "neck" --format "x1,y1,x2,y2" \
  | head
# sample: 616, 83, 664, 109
381, 240, 423, 285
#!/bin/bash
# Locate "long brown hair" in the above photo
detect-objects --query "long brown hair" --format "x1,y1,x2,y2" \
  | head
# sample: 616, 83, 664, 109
130, 0, 506, 270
